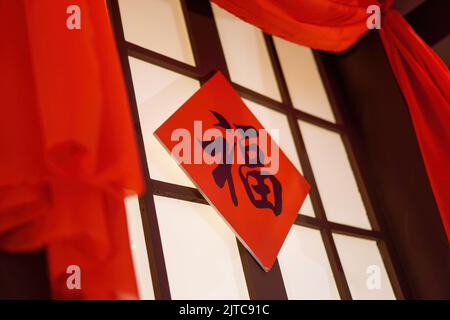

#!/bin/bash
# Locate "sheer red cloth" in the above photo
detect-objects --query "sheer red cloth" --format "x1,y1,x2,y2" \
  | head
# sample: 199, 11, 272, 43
379, 10, 450, 240
0, 0, 144, 298
212, 0, 450, 241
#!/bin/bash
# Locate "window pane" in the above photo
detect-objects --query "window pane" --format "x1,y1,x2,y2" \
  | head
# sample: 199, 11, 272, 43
125, 195, 155, 300
300, 196, 315, 217
333, 234, 396, 299
278, 226, 339, 299
274, 37, 335, 122
118, 0, 195, 65
154, 196, 249, 299
245, 99, 314, 216
299, 121, 371, 229
128, 57, 199, 187
212, 4, 281, 101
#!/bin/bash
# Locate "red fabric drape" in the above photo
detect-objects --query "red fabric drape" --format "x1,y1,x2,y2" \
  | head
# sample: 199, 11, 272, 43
0, 0, 144, 299
212, 0, 376, 52
212, 0, 450, 240
379, 11, 450, 240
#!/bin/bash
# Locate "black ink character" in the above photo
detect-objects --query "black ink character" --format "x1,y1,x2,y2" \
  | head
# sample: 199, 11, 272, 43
200, 111, 282, 216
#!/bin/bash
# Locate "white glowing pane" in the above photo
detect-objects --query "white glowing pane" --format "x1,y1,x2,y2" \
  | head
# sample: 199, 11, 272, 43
333, 234, 396, 299
154, 196, 249, 299
118, 0, 195, 65
128, 57, 199, 187
299, 121, 371, 229
244, 99, 314, 216
212, 4, 281, 101
274, 37, 335, 122
278, 226, 339, 299
300, 196, 315, 217
125, 195, 155, 300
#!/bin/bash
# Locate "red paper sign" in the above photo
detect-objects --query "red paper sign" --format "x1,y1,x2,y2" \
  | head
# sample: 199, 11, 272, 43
155, 72, 310, 271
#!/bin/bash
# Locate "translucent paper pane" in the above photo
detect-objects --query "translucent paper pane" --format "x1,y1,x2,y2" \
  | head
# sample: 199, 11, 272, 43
299, 121, 371, 229
333, 234, 396, 299
125, 195, 155, 300
300, 196, 315, 217
245, 99, 314, 216
212, 4, 281, 101
128, 57, 199, 187
278, 226, 339, 299
118, 0, 195, 65
274, 37, 335, 122
154, 196, 249, 299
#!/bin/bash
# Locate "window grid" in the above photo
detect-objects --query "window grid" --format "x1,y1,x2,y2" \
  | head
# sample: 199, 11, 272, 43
108, 0, 405, 300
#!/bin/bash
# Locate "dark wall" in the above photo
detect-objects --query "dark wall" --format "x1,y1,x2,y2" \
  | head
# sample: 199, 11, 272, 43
319, 31, 450, 299
0, 250, 50, 299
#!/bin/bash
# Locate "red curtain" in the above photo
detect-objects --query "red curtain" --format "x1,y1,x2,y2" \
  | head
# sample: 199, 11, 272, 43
0, 0, 144, 298
212, 0, 450, 241
211, 0, 376, 52
379, 10, 450, 240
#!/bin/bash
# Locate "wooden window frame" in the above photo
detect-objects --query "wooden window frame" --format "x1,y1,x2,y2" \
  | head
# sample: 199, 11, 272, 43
108, 0, 408, 300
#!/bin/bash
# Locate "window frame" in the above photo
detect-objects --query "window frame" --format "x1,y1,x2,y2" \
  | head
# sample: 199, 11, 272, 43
108, 0, 407, 300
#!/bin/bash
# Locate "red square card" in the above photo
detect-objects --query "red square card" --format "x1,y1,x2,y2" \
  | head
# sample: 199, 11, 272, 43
155, 72, 310, 271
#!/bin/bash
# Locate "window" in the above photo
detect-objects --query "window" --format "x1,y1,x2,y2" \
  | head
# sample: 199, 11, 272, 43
110, 0, 403, 300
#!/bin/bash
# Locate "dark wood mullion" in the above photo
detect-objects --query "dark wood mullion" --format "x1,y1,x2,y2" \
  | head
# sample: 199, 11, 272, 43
293, 109, 346, 134
328, 223, 384, 241
295, 215, 384, 241
108, 0, 171, 300
287, 111, 353, 300
313, 50, 408, 299
376, 240, 406, 299
180, 0, 288, 300
126, 41, 203, 80
312, 51, 380, 231
151, 179, 208, 205
151, 178, 384, 240
233, 82, 288, 114
265, 34, 353, 300
235, 81, 345, 134
294, 215, 323, 230
263, 35, 291, 105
